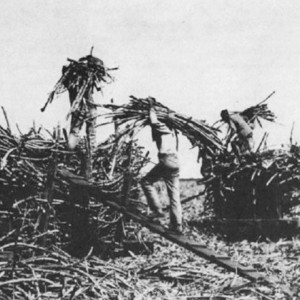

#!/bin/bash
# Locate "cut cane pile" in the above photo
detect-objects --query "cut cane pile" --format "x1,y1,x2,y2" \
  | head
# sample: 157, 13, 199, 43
1, 100, 300, 298
0, 110, 154, 299
205, 147, 300, 220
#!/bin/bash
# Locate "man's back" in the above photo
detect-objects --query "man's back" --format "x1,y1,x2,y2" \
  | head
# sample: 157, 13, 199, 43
150, 109, 177, 154
230, 113, 252, 137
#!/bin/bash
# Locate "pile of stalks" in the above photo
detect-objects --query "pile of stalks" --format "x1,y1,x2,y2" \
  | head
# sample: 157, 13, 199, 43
101, 96, 224, 153
0, 107, 149, 242
205, 146, 300, 219
0, 108, 152, 298
0, 109, 147, 199
0, 119, 67, 199
0, 242, 147, 300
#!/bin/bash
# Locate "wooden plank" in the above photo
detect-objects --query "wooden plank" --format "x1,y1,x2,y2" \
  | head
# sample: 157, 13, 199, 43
105, 198, 264, 281
59, 169, 293, 298
215, 255, 230, 260
187, 242, 206, 248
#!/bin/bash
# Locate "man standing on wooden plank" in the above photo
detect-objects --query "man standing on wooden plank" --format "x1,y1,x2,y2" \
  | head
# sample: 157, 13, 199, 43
141, 99, 183, 235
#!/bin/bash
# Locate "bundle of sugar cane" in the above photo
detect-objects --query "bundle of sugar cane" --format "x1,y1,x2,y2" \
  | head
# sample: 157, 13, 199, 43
240, 104, 276, 127
101, 96, 224, 153
41, 53, 117, 113
239, 91, 277, 127
205, 147, 300, 219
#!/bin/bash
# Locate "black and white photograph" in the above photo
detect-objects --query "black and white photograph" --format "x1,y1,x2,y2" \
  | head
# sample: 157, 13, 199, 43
0, 1, 300, 299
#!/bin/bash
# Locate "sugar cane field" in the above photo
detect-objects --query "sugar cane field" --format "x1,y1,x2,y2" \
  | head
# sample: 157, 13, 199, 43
1, 69, 300, 298
3, 1, 300, 299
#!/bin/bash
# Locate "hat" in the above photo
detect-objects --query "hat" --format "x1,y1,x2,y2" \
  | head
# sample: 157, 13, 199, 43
220, 109, 229, 120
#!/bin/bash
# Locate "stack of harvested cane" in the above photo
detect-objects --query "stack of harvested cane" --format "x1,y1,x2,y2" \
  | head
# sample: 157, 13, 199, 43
0, 116, 147, 199
0, 107, 153, 298
0, 108, 149, 253
205, 148, 300, 219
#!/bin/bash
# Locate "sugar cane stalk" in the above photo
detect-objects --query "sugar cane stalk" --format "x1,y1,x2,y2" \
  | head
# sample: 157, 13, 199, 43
40, 125, 60, 247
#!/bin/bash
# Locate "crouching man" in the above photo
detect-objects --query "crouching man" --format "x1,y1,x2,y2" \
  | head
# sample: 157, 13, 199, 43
141, 102, 183, 235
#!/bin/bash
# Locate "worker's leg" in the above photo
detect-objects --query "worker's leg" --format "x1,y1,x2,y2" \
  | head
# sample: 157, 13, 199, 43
161, 154, 182, 231
165, 173, 182, 231
85, 105, 97, 154
200, 157, 212, 178
238, 135, 254, 155
141, 163, 164, 214
231, 140, 242, 157
246, 136, 255, 153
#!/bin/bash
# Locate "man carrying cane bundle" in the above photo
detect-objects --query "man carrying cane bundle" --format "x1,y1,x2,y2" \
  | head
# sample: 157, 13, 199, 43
65, 55, 101, 153
41, 50, 115, 179
220, 109, 254, 157
141, 99, 183, 235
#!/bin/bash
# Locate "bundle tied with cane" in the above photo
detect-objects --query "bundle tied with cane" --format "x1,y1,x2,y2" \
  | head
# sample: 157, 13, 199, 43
99, 96, 224, 154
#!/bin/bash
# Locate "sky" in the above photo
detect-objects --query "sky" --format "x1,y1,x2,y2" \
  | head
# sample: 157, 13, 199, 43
1, 0, 300, 177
